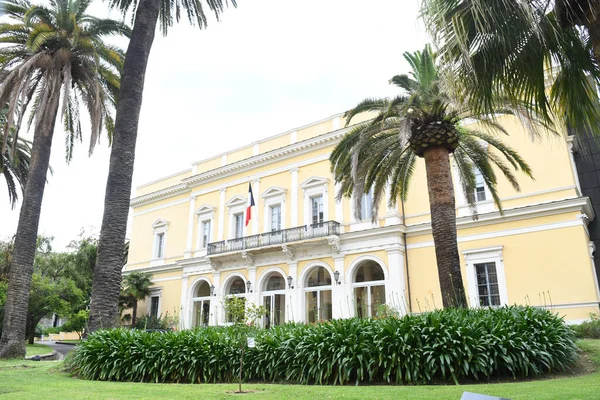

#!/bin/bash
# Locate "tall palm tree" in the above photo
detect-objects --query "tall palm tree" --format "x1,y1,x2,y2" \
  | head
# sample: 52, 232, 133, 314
0, 0, 128, 358
89, 0, 236, 333
330, 46, 534, 308
2, 132, 31, 209
421, 0, 600, 138
122, 271, 152, 326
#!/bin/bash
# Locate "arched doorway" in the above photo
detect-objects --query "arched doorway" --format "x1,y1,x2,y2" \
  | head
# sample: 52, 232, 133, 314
353, 260, 386, 318
304, 266, 332, 323
262, 273, 286, 328
191, 280, 212, 327
225, 276, 246, 324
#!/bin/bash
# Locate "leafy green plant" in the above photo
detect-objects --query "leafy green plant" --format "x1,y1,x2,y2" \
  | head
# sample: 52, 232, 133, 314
134, 311, 179, 331
68, 306, 577, 385
572, 314, 600, 339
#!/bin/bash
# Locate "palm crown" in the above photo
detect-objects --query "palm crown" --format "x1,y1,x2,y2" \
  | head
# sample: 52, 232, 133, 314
331, 46, 534, 221
0, 0, 130, 161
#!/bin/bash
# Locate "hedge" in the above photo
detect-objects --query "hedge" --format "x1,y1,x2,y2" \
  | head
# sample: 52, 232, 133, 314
68, 306, 577, 385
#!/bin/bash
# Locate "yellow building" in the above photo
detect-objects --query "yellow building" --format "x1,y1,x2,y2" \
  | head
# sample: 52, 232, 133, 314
125, 113, 600, 328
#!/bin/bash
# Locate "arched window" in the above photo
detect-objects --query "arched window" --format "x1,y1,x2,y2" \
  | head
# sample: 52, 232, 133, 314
262, 273, 286, 328
191, 280, 212, 327
304, 266, 332, 323
353, 261, 386, 318
225, 276, 246, 323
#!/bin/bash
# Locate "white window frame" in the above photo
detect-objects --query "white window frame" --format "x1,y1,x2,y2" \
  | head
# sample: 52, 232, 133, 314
301, 264, 334, 323
194, 205, 216, 256
300, 177, 329, 227
451, 155, 494, 217
262, 186, 287, 233
151, 219, 169, 266
148, 287, 162, 318
351, 261, 386, 318
462, 246, 508, 307
226, 195, 247, 240
222, 274, 248, 325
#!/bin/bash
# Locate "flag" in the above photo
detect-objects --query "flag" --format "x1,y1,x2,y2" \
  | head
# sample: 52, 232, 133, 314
245, 183, 255, 226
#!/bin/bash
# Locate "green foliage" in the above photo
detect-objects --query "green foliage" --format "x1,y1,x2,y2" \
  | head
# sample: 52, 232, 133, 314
375, 304, 401, 318
572, 314, 600, 339
133, 312, 179, 331
68, 306, 577, 385
121, 271, 153, 326
222, 297, 267, 326
61, 310, 89, 339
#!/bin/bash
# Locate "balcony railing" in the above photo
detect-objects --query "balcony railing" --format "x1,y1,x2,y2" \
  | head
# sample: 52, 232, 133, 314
207, 220, 340, 255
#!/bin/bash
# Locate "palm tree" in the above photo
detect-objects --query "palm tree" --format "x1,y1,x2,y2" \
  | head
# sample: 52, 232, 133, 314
330, 46, 534, 308
0, 0, 128, 358
122, 272, 153, 326
421, 0, 600, 137
2, 132, 31, 209
89, 0, 236, 333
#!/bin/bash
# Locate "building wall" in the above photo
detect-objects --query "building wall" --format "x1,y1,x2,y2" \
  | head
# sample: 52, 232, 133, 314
125, 113, 600, 327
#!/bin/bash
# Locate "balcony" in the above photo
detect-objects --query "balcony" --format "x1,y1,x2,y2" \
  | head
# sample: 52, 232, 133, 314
207, 220, 341, 256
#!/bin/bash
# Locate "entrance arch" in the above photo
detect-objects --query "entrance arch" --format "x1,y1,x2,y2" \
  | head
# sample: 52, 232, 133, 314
352, 260, 386, 318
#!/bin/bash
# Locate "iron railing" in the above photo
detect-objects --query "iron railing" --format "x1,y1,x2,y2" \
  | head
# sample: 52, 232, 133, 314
207, 220, 340, 255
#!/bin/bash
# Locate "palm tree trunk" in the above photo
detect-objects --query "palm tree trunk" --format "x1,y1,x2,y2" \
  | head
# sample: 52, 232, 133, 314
88, 0, 160, 333
588, 16, 600, 65
0, 112, 57, 359
422, 146, 468, 309
131, 301, 138, 327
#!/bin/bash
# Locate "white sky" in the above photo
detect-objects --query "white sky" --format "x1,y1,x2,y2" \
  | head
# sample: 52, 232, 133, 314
0, 0, 428, 250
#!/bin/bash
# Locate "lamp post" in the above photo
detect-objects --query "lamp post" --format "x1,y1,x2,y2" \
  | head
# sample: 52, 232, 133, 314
246, 280, 253, 293
287, 275, 294, 289
334, 270, 341, 285
210, 284, 216, 296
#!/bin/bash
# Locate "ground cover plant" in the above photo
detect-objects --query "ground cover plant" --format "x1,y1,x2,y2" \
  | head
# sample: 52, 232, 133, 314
572, 314, 600, 339
68, 306, 577, 385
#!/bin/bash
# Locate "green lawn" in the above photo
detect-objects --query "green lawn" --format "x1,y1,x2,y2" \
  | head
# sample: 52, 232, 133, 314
0, 340, 598, 400
24, 343, 53, 357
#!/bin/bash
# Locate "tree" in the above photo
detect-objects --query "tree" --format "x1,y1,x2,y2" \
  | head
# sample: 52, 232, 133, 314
89, 0, 236, 333
421, 0, 600, 137
121, 272, 153, 326
2, 132, 31, 209
60, 310, 89, 339
0, 0, 128, 358
330, 46, 534, 308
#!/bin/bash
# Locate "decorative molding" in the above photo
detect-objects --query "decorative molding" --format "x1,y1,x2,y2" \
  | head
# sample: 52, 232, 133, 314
226, 195, 247, 208
262, 186, 287, 199
241, 251, 255, 265
195, 204, 216, 215
136, 169, 192, 190
151, 218, 170, 228
209, 258, 222, 269
328, 236, 341, 253
300, 176, 329, 192
131, 183, 189, 207
282, 244, 295, 260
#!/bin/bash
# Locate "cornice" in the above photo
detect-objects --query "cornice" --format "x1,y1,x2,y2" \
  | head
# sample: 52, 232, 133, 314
130, 183, 189, 207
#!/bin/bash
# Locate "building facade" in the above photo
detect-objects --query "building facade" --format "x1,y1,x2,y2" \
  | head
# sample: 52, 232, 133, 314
125, 113, 600, 328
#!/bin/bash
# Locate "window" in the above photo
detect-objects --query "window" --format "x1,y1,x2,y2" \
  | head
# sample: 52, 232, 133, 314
149, 296, 160, 318
304, 266, 332, 323
262, 273, 286, 328
474, 169, 486, 202
353, 261, 386, 318
155, 232, 165, 259
270, 205, 282, 232
474, 262, 501, 307
311, 195, 324, 225
360, 190, 374, 220
234, 213, 244, 238
201, 220, 211, 248
192, 281, 211, 327
226, 277, 246, 323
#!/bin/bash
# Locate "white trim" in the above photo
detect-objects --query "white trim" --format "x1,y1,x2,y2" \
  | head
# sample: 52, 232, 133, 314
151, 218, 170, 229
345, 255, 389, 284
290, 168, 299, 226
299, 261, 334, 288
567, 136, 582, 196
148, 288, 163, 318
123, 263, 182, 274
136, 168, 192, 190
151, 220, 169, 265
151, 276, 181, 283
407, 218, 585, 250
184, 197, 196, 257
131, 183, 189, 207
542, 301, 600, 310
226, 195, 247, 208
302, 177, 329, 226
463, 246, 508, 307
218, 189, 226, 241
133, 197, 190, 217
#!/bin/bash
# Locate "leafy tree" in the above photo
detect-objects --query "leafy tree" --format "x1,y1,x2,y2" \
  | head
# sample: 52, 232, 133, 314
61, 310, 89, 339
89, 0, 237, 333
330, 46, 534, 308
122, 272, 153, 326
0, 0, 128, 358
421, 0, 600, 137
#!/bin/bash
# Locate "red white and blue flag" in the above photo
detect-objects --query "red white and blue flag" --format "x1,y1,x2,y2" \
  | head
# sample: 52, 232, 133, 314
245, 183, 255, 226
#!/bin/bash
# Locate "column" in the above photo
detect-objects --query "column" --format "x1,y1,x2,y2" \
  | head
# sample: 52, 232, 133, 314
252, 179, 260, 235
287, 262, 299, 322
290, 168, 299, 226
218, 188, 226, 241
184, 197, 196, 258
384, 188, 401, 226
180, 276, 189, 329
333, 256, 345, 319
211, 272, 221, 326
248, 267, 258, 305
386, 246, 407, 314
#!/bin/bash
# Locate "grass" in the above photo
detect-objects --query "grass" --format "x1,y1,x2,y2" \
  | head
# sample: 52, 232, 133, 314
0, 340, 597, 400
24, 343, 53, 357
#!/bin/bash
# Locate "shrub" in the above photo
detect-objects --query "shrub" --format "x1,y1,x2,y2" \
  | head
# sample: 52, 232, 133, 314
68, 306, 577, 385
572, 314, 600, 339
134, 312, 179, 331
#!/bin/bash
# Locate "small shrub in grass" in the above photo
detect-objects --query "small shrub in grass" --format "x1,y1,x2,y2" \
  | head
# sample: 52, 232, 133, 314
572, 314, 600, 339
67, 306, 577, 385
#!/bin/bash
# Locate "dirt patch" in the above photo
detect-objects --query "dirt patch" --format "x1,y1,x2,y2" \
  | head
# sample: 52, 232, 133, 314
226, 390, 261, 395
